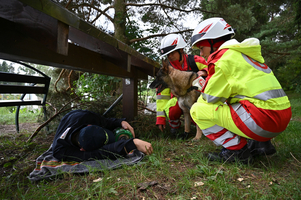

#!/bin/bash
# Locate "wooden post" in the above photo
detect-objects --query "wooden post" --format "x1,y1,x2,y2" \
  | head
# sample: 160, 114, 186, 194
57, 20, 69, 55
122, 71, 137, 121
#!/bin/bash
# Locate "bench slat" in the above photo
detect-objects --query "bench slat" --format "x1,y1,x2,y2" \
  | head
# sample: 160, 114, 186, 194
0, 72, 50, 84
0, 100, 43, 107
0, 85, 47, 94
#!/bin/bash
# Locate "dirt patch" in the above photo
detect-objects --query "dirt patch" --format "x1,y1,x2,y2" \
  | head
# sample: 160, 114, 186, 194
0, 123, 40, 135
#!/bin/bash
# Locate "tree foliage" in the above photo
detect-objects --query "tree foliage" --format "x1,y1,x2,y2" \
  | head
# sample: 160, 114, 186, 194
0, 61, 14, 74
53, 0, 300, 93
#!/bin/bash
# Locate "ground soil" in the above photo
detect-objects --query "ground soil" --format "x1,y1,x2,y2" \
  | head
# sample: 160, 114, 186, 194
0, 123, 39, 135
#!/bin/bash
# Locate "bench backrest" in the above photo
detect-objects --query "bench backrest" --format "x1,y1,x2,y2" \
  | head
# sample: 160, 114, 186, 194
0, 60, 51, 107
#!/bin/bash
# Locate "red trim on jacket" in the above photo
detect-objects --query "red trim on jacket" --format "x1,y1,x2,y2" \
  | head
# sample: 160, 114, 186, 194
201, 49, 228, 93
156, 117, 166, 125
230, 100, 292, 141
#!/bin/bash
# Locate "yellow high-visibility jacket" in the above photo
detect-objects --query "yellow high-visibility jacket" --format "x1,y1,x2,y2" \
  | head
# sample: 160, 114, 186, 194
200, 38, 291, 140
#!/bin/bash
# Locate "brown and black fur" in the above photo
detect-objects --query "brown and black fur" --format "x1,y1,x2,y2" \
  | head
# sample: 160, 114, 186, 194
150, 59, 203, 141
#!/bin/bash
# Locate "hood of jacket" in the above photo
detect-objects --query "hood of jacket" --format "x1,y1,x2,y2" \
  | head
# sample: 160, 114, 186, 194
219, 38, 265, 63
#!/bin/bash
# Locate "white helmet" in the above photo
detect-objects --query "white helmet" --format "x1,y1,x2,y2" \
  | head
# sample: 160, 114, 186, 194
191, 17, 235, 48
160, 34, 187, 57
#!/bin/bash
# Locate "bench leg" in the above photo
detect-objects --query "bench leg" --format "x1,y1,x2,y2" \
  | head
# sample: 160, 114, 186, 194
15, 105, 21, 133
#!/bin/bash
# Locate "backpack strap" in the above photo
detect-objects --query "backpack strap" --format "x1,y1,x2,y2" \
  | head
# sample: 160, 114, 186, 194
187, 55, 199, 73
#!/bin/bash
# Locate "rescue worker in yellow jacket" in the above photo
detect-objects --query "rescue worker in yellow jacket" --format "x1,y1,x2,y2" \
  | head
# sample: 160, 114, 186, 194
156, 33, 207, 138
190, 17, 292, 163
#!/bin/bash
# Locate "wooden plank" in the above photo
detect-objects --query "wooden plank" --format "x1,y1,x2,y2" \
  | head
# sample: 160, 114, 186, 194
18, 0, 80, 29
0, 0, 58, 53
0, 21, 133, 78
18, 0, 160, 71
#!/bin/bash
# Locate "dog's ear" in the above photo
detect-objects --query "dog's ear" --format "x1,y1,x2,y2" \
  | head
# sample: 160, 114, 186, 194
161, 58, 170, 74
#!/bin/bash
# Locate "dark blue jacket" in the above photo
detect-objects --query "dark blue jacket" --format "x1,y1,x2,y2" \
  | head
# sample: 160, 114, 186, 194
52, 110, 136, 162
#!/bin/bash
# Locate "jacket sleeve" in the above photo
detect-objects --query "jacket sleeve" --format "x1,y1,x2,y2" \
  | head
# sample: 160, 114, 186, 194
98, 115, 125, 130
194, 55, 208, 71
54, 138, 137, 162
202, 63, 232, 104
155, 88, 171, 125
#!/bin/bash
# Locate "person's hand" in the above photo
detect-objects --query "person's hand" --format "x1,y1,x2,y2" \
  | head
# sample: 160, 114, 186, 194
197, 70, 208, 77
133, 139, 153, 155
158, 124, 165, 132
121, 121, 135, 138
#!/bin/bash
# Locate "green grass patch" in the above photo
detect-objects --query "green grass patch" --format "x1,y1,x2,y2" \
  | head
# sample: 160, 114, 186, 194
0, 92, 301, 199
0, 107, 42, 125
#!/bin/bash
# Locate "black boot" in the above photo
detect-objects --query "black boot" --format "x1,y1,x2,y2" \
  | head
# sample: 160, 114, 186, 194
247, 139, 276, 157
170, 128, 179, 135
177, 132, 189, 140
208, 145, 253, 164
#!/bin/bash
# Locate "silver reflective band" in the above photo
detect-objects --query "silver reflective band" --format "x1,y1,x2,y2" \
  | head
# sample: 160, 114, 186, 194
253, 89, 286, 101
203, 124, 224, 136
231, 103, 282, 138
222, 135, 241, 148
234, 89, 286, 101
156, 111, 165, 117
156, 95, 171, 100
212, 130, 235, 146
202, 93, 227, 103
241, 53, 272, 74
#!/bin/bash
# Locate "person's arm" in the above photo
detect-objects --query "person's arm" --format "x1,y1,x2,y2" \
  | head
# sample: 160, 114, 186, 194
194, 55, 208, 71
194, 55, 208, 77
98, 114, 125, 130
54, 138, 152, 162
156, 88, 170, 131
54, 139, 135, 162
202, 64, 231, 104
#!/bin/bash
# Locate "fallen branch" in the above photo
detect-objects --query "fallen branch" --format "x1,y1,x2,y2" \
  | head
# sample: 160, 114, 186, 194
138, 104, 156, 113
290, 152, 301, 165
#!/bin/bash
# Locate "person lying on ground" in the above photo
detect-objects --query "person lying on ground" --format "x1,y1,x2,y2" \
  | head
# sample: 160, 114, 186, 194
51, 109, 153, 162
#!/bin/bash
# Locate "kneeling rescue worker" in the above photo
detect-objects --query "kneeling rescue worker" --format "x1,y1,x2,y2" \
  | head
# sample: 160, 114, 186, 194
156, 33, 207, 138
189, 17, 292, 163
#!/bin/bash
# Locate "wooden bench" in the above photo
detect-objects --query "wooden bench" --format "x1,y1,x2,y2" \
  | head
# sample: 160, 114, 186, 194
0, 60, 51, 132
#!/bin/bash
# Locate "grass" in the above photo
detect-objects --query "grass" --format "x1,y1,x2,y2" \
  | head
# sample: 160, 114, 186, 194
0, 107, 42, 125
0, 92, 301, 199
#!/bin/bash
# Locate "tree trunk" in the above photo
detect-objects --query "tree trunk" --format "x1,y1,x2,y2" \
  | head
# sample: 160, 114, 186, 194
113, 0, 127, 44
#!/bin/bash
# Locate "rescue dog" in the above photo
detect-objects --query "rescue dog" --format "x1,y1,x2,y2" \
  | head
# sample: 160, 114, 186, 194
149, 59, 204, 141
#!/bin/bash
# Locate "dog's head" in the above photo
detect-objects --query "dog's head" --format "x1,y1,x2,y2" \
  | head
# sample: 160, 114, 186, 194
149, 59, 198, 96
149, 59, 170, 94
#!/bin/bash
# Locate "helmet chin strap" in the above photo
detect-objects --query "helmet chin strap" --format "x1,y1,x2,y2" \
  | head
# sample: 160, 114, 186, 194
208, 37, 227, 54
177, 50, 182, 62
208, 40, 215, 54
